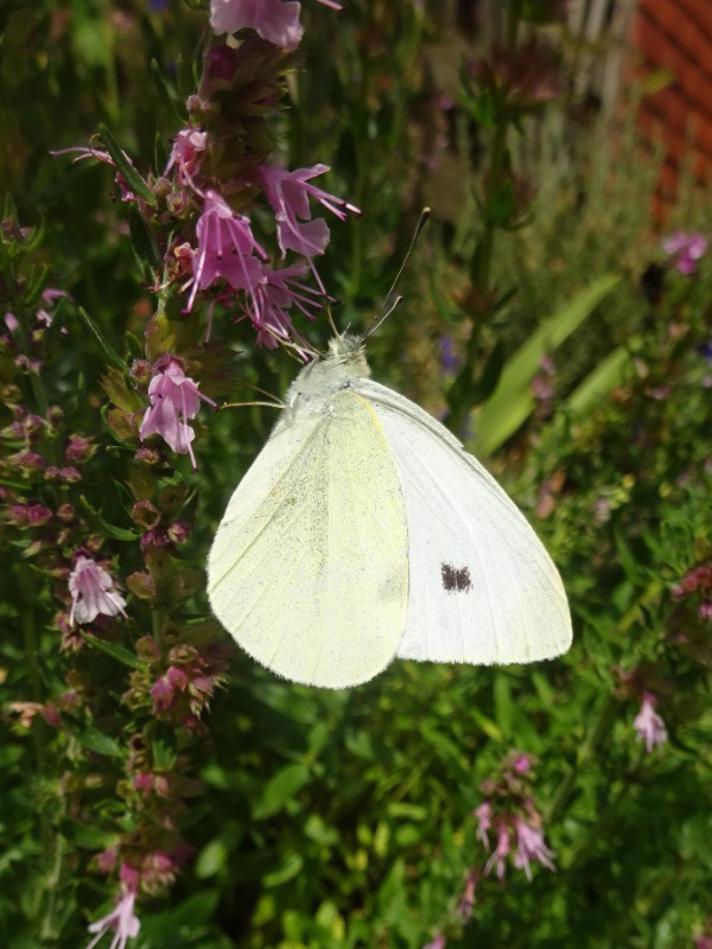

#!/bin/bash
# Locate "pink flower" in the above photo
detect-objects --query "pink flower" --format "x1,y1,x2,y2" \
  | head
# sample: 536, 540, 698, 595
513, 818, 555, 880
166, 127, 207, 187
633, 693, 668, 753
662, 231, 707, 275
474, 801, 492, 849
85, 870, 140, 949
4, 312, 19, 333
698, 601, 712, 621
96, 847, 118, 875
456, 869, 477, 919
513, 753, 532, 774
69, 556, 127, 626
6, 503, 53, 528
258, 164, 360, 260
150, 676, 175, 712
139, 354, 216, 469
247, 263, 323, 348
422, 935, 446, 949
484, 824, 510, 879
694, 937, 712, 949
210, 0, 304, 49
187, 190, 266, 312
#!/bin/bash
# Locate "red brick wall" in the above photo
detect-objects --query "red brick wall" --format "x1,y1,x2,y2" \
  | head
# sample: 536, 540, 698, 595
633, 0, 712, 209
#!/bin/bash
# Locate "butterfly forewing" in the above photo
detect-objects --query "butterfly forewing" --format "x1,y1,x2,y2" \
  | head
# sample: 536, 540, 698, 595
207, 389, 409, 688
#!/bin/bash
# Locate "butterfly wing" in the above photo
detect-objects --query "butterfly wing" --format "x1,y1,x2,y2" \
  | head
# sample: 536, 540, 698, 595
207, 389, 409, 688
356, 379, 572, 665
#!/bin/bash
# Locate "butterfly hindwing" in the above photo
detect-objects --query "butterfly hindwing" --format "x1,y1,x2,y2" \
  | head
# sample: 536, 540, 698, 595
358, 380, 572, 665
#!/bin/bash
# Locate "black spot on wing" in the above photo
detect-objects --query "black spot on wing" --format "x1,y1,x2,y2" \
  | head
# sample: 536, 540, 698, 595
441, 563, 472, 593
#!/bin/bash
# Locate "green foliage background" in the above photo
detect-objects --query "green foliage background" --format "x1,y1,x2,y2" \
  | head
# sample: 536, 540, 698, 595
1, 1, 711, 947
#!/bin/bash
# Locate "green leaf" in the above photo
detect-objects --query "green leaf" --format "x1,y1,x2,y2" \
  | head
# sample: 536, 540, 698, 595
152, 733, 178, 771
471, 339, 506, 405
253, 763, 310, 820
474, 274, 621, 454
567, 345, 631, 417
263, 851, 303, 887
97, 124, 157, 207
79, 495, 140, 542
77, 306, 126, 371
129, 209, 161, 274
80, 725, 123, 758
194, 838, 228, 879
82, 633, 146, 670
149, 58, 184, 124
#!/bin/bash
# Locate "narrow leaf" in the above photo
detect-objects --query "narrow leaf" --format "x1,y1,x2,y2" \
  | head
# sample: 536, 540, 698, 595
79, 495, 140, 542
82, 634, 146, 670
475, 274, 621, 454
80, 725, 123, 758
78, 307, 126, 371
97, 123, 156, 207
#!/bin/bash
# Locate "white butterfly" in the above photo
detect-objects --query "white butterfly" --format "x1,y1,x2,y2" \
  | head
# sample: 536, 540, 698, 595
207, 334, 572, 688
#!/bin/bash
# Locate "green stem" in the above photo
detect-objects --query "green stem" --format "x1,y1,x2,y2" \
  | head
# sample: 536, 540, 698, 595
446, 2, 520, 434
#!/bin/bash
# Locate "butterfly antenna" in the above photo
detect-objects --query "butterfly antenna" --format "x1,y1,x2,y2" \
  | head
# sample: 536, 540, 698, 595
364, 207, 431, 340
325, 301, 341, 340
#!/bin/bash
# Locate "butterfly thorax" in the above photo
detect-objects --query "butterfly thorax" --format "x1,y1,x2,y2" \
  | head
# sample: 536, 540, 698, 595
285, 334, 370, 411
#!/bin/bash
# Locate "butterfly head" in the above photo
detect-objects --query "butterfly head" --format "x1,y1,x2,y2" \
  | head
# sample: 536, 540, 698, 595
326, 333, 370, 376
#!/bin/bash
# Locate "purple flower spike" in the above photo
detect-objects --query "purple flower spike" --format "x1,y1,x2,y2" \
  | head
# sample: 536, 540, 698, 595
633, 692, 668, 753
139, 355, 217, 469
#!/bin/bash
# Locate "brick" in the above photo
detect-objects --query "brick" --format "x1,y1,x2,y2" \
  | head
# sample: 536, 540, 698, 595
676, 0, 712, 43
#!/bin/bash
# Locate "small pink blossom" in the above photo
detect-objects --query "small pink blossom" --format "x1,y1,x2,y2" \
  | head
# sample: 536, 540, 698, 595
187, 190, 266, 312
210, 0, 304, 49
513, 753, 532, 774
150, 676, 175, 712
210, 0, 342, 48
166, 665, 189, 690
422, 935, 446, 949
662, 231, 707, 275
96, 847, 118, 875
698, 602, 712, 621
66, 433, 95, 463
139, 354, 216, 469
166, 127, 207, 187
4, 312, 19, 333
6, 503, 53, 528
694, 936, 712, 949
513, 818, 555, 880
474, 801, 492, 848
633, 693, 668, 753
69, 556, 127, 626
8, 701, 45, 728
456, 869, 477, 919
133, 773, 154, 793
259, 164, 360, 261
86, 868, 140, 949
247, 263, 323, 348
484, 824, 510, 879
